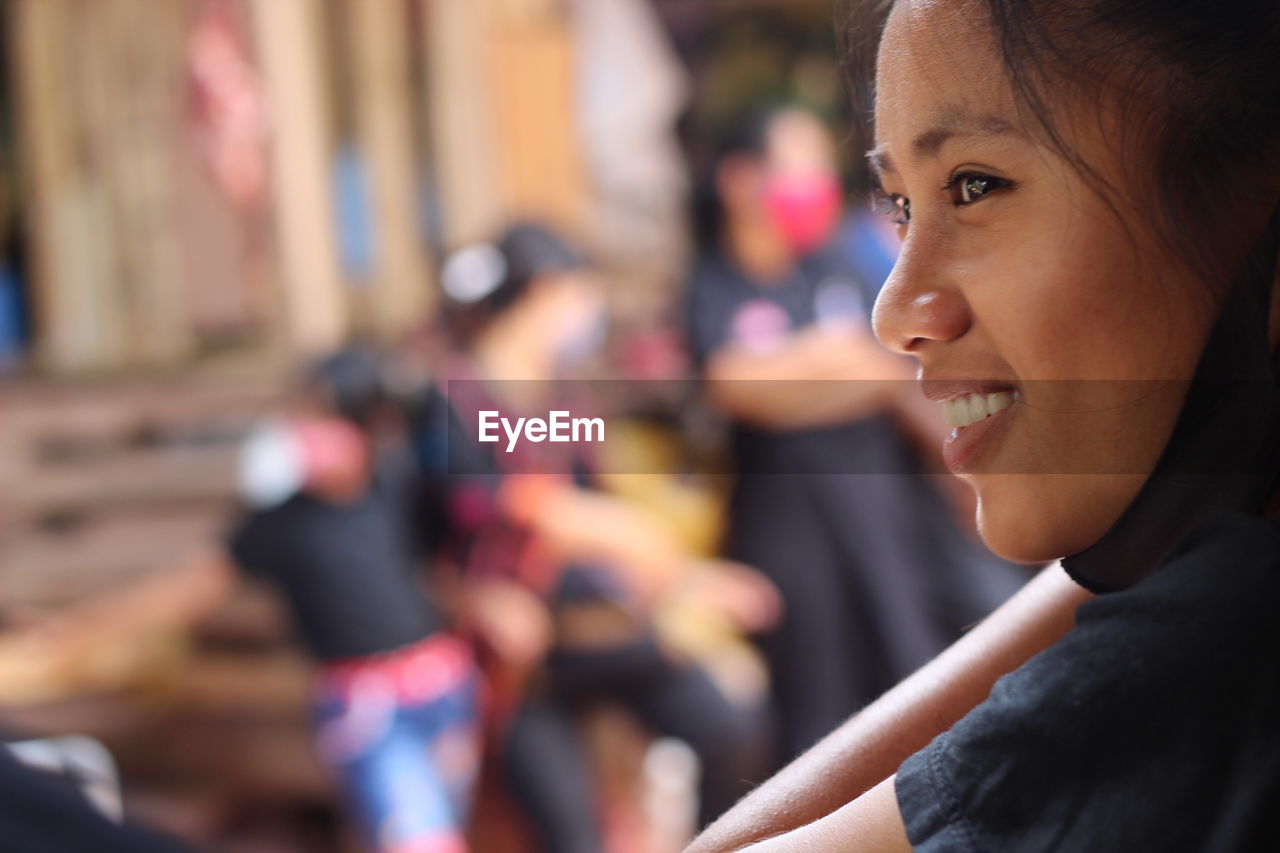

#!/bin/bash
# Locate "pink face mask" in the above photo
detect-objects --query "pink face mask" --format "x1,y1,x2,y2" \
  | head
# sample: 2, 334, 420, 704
763, 172, 842, 255
294, 419, 368, 491
238, 417, 369, 508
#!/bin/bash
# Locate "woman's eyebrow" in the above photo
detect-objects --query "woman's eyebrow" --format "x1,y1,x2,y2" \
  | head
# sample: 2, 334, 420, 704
867, 111, 1021, 180
866, 147, 894, 181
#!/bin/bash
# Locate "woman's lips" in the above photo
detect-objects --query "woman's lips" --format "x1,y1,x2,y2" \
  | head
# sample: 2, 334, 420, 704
941, 393, 1018, 473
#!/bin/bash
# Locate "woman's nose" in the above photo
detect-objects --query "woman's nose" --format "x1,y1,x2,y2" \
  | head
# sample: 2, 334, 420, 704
871, 246, 971, 356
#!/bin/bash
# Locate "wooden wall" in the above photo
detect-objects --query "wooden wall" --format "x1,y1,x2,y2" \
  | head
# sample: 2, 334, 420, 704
428, 0, 590, 248
6, 0, 595, 375
11, 0, 193, 372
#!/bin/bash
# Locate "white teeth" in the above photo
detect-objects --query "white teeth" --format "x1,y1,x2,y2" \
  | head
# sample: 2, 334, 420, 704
942, 390, 1018, 429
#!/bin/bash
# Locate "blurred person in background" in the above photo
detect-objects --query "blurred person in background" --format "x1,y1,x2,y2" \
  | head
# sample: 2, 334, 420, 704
685, 106, 1024, 765
414, 223, 778, 852
227, 365, 481, 853
0, 741, 193, 852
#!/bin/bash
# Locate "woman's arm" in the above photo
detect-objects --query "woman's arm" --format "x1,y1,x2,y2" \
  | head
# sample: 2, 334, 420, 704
736, 777, 910, 852
685, 563, 1090, 853
704, 323, 911, 431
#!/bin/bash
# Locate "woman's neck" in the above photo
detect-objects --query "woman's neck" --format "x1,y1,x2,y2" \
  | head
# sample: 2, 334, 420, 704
471, 321, 554, 409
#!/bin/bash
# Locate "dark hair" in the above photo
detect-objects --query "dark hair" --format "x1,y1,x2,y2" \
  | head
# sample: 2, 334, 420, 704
489, 223, 583, 314
440, 222, 584, 343
692, 105, 823, 250
840, 0, 1280, 285
306, 343, 391, 427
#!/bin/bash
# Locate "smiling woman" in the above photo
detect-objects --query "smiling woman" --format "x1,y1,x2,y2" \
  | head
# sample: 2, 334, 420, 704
868, 2, 1241, 565
685, 0, 1280, 851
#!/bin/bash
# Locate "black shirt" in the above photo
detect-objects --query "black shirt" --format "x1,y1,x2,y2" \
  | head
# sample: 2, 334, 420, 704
227, 476, 439, 661
685, 248, 876, 368
685, 249, 914, 477
897, 511, 1280, 852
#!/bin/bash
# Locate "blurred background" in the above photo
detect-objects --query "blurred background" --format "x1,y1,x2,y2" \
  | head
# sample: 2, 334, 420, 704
0, 2, 1022, 852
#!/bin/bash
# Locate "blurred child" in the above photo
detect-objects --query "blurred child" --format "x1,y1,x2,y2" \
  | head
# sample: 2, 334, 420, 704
0, 739, 189, 852
228, 405, 480, 853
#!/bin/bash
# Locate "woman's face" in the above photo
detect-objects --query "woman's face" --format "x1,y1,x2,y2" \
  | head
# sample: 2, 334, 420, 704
536, 270, 607, 365
870, 0, 1221, 562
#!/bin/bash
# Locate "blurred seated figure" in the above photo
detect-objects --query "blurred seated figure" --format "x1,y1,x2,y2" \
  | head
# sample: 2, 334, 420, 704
412, 223, 779, 852
685, 106, 1025, 765
227, 384, 480, 853
0, 736, 190, 852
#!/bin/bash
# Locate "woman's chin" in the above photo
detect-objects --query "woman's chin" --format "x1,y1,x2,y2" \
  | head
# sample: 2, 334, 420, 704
972, 474, 1142, 565
976, 511, 1071, 565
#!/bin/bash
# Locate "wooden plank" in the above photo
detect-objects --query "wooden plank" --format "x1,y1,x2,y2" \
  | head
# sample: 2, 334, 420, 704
0, 551, 235, 706
0, 381, 273, 446
3, 443, 239, 523
169, 651, 312, 717
488, 0, 590, 231
346, 0, 435, 338
101, 0, 191, 366
0, 380, 271, 528
10, 0, 123, 371
174, 0, 277, 341
3, 512, 228, 612
425, 0, 505, 246
12, 0, 200, 372
251, 0, 349, 356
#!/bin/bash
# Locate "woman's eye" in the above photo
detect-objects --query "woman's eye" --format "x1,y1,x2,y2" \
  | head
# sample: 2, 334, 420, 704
945, 171, 1011, 206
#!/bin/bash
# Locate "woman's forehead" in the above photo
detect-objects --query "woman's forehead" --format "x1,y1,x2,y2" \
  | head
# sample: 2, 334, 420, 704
873, 0, 1016, 155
